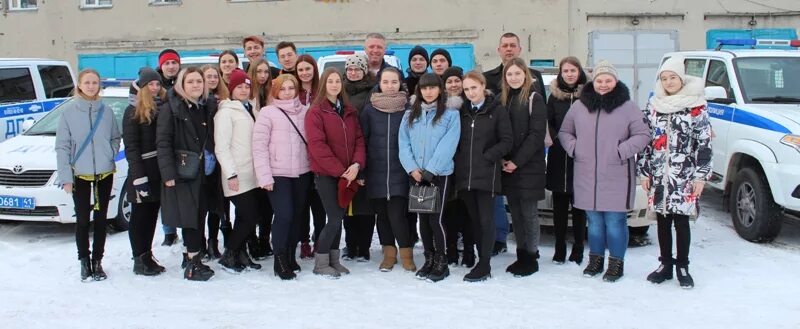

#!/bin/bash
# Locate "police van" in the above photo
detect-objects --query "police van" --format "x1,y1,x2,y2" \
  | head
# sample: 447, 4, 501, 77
660, 39, 800, 242
0, 86, 130, 228
0, 58, 75, 142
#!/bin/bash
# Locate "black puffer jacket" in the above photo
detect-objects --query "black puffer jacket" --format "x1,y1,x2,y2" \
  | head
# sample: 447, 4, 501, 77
359, 94, 409, 200
545, 80, 583, 194
502, 89, 547, 200
454, 93, 513, 194
345, 78, 373, 112
123, 102, 162, 203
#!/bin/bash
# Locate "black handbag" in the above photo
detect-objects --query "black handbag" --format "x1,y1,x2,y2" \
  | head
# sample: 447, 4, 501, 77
408, 183, 441, 214
175, 149, 202, 180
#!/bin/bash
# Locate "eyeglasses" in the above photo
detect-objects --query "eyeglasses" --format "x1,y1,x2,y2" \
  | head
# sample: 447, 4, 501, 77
346, 67, 362, 73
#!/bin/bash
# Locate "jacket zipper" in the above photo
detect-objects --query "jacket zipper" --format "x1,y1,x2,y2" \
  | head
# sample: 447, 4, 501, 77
661, 113, 671, 215
468, 114, 476, 191
593, 109, 600, 210
89, 104, 97, 176
386, 113, 391, 200
322, 106, 351, 172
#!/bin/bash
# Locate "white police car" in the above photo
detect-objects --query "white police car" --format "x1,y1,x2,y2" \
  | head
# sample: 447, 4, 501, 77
661, 39, 800, 241
0, 87, 130, 227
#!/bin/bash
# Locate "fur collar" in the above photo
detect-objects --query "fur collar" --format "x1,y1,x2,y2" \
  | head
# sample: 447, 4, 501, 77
650, 76, 706, 114
579, 81, 631, 113
549, 79, 583, 101
408, 94, 464, 111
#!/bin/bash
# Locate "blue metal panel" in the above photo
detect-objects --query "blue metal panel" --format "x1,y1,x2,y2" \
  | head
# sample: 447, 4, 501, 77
706, 28, 798, 50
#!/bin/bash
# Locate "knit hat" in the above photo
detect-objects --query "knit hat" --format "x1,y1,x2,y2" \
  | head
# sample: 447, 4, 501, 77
158, 49, 181, 68
137, 67, 162, 88
657, 55, 686, 82
408, 45, 429, 67
592, 60, 618, 81
345, 53, 368, 75
227, 69, 251, 96
430, 48, 452, 66
441, 66, 464, 82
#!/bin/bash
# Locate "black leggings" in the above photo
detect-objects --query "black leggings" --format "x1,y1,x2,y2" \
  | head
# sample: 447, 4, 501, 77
73, 175, 113, 260
373, 197, 411, 248
207, 199, 231, 242
460, 190, 495, 265
344, 214, 375, 253
552, 192, 586, 247
418, 176, 450, 254
656, 213, 691, 266
300, 187, 327, 244
314, 175, 345, 254
227, 189, 263, 251
267, 174, 312, 255
128, 201, 160, 257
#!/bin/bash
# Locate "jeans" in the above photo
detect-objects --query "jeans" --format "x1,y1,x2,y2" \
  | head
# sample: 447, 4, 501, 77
586, 210, 628, 259
267, 173, 312, 255
494, 196, 509, 243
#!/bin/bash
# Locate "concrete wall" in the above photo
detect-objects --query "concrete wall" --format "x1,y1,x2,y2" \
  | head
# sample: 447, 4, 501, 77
1, 0, 799, 68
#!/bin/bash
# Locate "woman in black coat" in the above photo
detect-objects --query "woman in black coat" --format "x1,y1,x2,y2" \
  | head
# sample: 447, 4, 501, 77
455, 70, 513, 282
124, 68, 167, 276
546, 56, 588, 265
499, 58, 547, 277
156, 67, 217, 281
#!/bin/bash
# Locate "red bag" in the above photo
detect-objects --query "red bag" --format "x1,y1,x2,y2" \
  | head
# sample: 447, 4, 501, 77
337, 178, 360, 209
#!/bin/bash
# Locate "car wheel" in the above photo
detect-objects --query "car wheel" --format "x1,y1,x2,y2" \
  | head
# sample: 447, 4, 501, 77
730, 167, 782, 242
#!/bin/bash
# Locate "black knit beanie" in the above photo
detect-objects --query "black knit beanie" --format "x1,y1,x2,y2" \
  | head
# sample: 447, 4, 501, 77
408, 45, 429, 67
441, 66, 463, 82
137, 67, 163, 88
430, 48, 452, 66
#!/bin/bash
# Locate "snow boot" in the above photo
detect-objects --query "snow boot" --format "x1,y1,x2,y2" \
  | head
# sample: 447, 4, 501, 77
248, 234, 266, 261
379, 246, 397, 272
583, 254, 604, 277
133, 253, 161, 276
568, 243, 584, 265
219, 249, 245, 274
676, 264, 694, 289
399, 247, 416, 272
603, 257, 624, 282
506, 249, 525, 274
91, 259, 107, 281
238, 248, 262, 270
143, 251, 166, 274
329, 250, 350, 275
300, 241, 313, 260
461, 248, 476, 268
207, 239, 222, 260
415, 251, 434, 280
515, 251, 539, 277
427, 253, 450, 283
79, 257, 93, 282
463, 260, 491, 282
184, 254, 214, 281
312, 253, 340, 278
553, 239, 566, 264
274, 253, 297, 280
161, 233, 178, 246
646, 258, 674, 284
342, 246, 357, 261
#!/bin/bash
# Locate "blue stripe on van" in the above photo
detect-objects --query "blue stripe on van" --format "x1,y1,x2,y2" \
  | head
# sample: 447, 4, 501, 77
707, 103, 791, 134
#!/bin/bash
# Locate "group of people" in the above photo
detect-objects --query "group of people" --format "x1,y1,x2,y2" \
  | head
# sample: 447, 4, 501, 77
55, 31, 711, 289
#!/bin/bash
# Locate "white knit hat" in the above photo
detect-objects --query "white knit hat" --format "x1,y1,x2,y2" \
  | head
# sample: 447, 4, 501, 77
657, 55, 686, 82
592, 60, 618, 81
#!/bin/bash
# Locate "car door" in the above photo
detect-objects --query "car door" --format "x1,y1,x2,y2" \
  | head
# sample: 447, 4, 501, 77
704, 59, 737, 178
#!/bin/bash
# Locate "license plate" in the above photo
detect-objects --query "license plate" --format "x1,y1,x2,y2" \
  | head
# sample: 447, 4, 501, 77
0, 195, 35, 209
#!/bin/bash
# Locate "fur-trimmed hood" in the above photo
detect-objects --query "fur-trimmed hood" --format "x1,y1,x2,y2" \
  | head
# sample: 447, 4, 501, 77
579, 81, 631, 113
549, 78, 583, 101
408, 94, 464, 110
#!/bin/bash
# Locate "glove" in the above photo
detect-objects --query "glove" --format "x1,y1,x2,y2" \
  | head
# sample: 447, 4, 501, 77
133, 177, 151, 200
421, 170, 435, 184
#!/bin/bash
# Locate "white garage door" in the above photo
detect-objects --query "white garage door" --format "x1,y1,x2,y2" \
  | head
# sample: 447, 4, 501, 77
589, 30, 678, 107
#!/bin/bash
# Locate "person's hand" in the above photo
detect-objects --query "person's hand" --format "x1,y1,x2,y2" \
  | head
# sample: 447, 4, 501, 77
640, 177, 650, 191
341, 164, 359, 182
228, 177, 239, 192
410, 169, 423, 183
693, 181, 705, 197
502, 160, 517, 173
262, 184, 274, 191
356, 179, 365, 186
62, 183, 73, 194
165, 180, 176, 187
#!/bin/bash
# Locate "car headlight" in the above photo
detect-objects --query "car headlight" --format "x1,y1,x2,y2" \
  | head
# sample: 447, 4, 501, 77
781, 134, 800, 153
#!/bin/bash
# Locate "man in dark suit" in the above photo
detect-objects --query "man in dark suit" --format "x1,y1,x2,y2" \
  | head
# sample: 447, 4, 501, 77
483, 32, 546, 97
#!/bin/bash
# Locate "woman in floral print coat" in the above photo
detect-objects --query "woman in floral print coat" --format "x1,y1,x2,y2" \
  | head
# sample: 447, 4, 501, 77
638, 55, 712, 289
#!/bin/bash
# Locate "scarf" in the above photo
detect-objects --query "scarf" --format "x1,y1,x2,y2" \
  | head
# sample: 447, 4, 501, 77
651, 76, 706, 114
370, 91, 408, 113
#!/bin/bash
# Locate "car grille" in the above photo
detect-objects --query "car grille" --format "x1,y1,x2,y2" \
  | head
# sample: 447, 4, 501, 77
0, 169, 55, 187
0, 206, 59, 217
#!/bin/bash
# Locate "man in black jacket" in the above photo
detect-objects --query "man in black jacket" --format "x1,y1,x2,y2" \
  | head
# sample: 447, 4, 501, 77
483, 33, 546, 97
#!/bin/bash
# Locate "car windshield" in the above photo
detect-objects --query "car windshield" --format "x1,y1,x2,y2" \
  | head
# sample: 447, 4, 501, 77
24, 95, 129, 136
734, 57, 800, 104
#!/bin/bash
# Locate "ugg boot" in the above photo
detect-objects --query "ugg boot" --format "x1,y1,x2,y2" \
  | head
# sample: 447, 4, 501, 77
514, 250, 539, 277
399, 247, 416, 272
603, 257, 624, 282
329, 249, 350, 275
312, 253, 340, 278
379, 246, 397, 272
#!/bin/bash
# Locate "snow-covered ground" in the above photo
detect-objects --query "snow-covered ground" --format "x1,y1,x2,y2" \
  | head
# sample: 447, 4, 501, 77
1, 188, 798, 329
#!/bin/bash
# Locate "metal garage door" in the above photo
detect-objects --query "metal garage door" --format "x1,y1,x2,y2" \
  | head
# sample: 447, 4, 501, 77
589, 30, 678, 106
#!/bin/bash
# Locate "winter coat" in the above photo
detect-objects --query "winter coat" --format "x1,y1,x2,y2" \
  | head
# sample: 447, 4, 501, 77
399, 96, 462, 177
252, 97, 310, 187
502, 89, 547, 201
454, 93, 513, 194
638, 77, 713, 216
214, 99, 260, 197
405, 69, 424, 95
123, 103, 162, 203
55, 97, 121, 185
360, 93, 409, 199
156, 89, 216, 229
345, 78, 373, 112
546, 79, 584, 194
484, 64, 546, 99
305, 99, 366, 177
558, 81, 650, 212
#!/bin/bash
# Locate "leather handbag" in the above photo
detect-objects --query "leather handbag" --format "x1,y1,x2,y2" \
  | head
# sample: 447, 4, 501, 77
175, 149, 202, 180
408, 183, 441, 214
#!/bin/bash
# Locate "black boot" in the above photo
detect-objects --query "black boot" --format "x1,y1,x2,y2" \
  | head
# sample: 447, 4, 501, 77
79, 257, 93, 282
219, 249, 245, 273
461, 248, 476, 268
464, 260, 491, 282
446, 246, 459, 266
415, 251, 434, 280
181, 252, 189, 269
133, 253, 161, 276
553, 240, 567, 264
342, 245, 357, 261
603, 257, 624, 282
161, 233, 178, 246
288, 246, 301, 273
238, 248, 262, 270
143, 251, 166, 274
506, 249, 525, 275
583, 254, 604, 277
249, 235, 266, 260
676, 264, 694, 289
260, 236, 274, 258
91, 259, 107, 281
568, 243, 584, 265
646, 258, 674, 284
427, 253, 450, 282
491, 241, 507, 256
207, 239, 222, 260
515, 251, 539, 277
184, 253, 214, 281
274, 253, 297, 280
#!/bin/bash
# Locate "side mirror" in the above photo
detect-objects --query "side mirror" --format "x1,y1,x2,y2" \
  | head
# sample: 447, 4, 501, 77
705, 86, 734, 104
21, 119, 35, 133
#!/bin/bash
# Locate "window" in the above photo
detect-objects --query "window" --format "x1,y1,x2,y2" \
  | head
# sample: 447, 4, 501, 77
0, 68, 37, 104
149, 0, 180, 6
733, 57, 800, 103
706, 60, 734, 100
8, 0, 37, 10
684, 58, 706, 78
38, 66, 74, 99
80, 0, 112, 8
